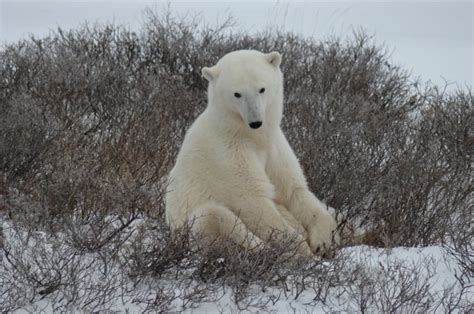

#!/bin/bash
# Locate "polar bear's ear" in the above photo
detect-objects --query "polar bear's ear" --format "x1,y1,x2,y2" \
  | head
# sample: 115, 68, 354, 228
265, 51, 282, 67
201, 66, 219, 81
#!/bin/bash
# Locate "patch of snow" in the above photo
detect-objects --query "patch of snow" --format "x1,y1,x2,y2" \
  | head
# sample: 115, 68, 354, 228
1, 215, 471, 313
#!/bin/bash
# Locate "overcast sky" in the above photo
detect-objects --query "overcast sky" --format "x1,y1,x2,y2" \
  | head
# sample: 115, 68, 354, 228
1, 0, 472, 89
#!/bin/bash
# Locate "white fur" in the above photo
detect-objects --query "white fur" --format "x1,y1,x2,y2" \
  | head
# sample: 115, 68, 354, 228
165, 50, 338, 255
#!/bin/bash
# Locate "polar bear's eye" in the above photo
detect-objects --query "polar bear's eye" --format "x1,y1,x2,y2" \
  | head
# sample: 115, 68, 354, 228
234, 92, 242, 98
259, 88, 265, 94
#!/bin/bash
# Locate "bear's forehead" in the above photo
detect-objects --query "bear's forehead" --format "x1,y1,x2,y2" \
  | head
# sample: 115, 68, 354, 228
218, 51, 268, 69
219, 58, 271, 81
220, 66, 269, 88
220, 50, 264, 61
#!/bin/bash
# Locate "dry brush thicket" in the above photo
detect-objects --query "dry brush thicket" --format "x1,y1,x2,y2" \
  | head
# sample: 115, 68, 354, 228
0, 11, 472, 312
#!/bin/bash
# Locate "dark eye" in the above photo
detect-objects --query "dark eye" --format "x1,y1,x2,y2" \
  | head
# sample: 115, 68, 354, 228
259, 88, 265, 94
234, 92, 241, 98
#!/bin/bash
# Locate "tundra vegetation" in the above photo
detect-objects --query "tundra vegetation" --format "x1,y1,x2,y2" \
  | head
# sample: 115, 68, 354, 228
0, 10, 472, 312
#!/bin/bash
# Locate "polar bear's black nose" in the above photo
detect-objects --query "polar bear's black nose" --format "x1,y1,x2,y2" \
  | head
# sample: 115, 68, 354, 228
249, 121, 262, 129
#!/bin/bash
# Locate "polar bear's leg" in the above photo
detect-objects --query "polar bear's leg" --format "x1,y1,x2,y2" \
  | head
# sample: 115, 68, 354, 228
288, 189, 340, 253
275, 204, 307, 239
190, 203, 263, 250
233, 197, 313, 256
266, 130, 339, 254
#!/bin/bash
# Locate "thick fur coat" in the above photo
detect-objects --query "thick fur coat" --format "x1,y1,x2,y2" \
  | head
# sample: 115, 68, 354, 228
165, 50, 338, 255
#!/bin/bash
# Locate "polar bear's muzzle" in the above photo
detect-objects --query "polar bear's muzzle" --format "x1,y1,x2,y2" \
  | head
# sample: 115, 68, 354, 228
242, 96, 265, 130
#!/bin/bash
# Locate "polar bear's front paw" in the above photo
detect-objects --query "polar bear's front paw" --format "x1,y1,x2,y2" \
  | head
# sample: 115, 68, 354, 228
307, 210, 340, 255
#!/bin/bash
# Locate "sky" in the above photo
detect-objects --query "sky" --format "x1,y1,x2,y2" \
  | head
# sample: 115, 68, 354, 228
1, 0, 472, 90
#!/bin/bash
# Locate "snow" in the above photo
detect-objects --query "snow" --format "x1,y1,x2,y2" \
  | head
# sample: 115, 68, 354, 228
180, 246, 470, 313
1, 216, 472, 313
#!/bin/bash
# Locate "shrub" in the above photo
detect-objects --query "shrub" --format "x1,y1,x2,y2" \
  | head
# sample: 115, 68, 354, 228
0, 9, 471, 312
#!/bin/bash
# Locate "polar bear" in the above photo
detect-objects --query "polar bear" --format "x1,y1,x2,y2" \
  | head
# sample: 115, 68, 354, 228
165, 50, 339, 256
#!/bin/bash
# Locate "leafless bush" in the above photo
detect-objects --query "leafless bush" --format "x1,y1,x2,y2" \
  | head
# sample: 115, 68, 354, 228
281, 38, 472, 247
341, 256, 435, 312
0, 219, 130, 312
0, 8, 472, 312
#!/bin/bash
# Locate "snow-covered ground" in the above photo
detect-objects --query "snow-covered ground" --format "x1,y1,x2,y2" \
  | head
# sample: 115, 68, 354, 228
1, 215, 472, 313
181, 246, 471, 313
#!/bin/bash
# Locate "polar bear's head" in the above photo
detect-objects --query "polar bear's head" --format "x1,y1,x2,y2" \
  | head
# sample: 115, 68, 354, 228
202, 50, 283, 130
